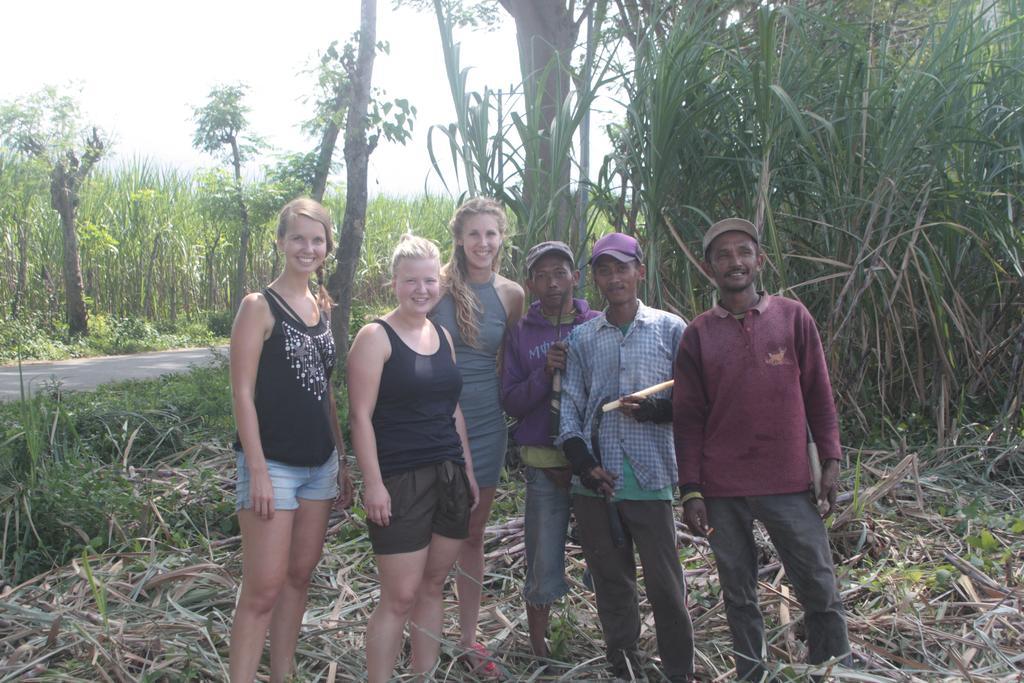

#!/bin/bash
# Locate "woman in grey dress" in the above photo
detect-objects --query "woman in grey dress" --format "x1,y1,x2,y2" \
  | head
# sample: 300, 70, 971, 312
431, 198, 523, 676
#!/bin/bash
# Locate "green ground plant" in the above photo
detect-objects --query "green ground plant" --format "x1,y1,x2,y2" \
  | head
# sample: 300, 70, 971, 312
0, 363, 235, 582
0, 312, 223, 364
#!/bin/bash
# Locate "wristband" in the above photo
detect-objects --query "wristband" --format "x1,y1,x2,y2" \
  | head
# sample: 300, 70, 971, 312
680, 491, 704, 505
562, 436, 598, 475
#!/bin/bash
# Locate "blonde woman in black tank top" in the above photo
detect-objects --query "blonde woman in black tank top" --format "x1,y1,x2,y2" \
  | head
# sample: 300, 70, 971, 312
348, 234, 480, 683
228, 199, 354, 682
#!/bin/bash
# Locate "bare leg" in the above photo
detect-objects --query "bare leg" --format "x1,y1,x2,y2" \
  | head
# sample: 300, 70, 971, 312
409, 534, 464, 675
229, 509, 295, 683
526, 603, 551, 657
367, 548, 430, 683
457, 486, 497, 650
268, 498, 333, 683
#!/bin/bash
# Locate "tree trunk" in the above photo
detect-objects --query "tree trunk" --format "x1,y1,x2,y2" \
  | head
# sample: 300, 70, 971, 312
328, 0, 377, 369
499, 0, 582, 239
144, 234, 160, 319
50, 163, 89, 336
11, 218, 28, 318
205, 232, 221, 310
311, 107, 345, 202
230, 138, 251, 313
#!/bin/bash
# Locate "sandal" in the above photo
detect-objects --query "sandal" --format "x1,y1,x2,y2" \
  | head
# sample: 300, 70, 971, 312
460, 642, 504, 680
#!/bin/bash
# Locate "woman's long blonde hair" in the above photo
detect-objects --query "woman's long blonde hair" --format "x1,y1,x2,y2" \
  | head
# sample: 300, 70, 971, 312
277, 197, 335, 312
442, 198, 507, 348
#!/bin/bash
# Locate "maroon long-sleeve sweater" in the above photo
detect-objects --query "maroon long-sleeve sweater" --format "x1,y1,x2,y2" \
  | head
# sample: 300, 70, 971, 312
672, 295, 841, 498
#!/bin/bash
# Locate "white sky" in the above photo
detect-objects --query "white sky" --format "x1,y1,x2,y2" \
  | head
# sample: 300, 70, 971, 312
1, 1, 610, 197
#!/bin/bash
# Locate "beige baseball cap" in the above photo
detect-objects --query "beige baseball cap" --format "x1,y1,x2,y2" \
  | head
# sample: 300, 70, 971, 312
702, 218, 759, 256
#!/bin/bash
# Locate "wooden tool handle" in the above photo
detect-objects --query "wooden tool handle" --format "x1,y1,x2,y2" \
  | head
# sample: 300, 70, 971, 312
601, 379, 675, 412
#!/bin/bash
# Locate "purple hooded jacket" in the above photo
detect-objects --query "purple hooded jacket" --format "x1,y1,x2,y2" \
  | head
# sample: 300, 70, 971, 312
501, 298, 601, 448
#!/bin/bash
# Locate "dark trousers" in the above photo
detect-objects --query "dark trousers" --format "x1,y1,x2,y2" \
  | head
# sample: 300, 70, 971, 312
706, 493, 851, 681
573, 496, 695, 680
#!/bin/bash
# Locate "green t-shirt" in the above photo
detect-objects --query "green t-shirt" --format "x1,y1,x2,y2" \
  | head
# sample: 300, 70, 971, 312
574, 456, 674, 501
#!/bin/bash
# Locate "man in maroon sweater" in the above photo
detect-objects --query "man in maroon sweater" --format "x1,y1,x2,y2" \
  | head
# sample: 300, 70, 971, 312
672, 218, 851, 680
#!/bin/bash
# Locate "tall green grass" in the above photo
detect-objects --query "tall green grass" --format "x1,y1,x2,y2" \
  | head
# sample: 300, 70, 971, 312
596, 0, 1023, 435
0, 160, 461, 328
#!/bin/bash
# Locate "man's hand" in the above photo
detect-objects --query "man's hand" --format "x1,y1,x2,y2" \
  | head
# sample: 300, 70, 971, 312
683, 498, 710, 537
617, 393, 645, 419
818, 459, 840, 517
545, 341, 567, 377
618, 395, 672, 423
580, 465, 617, 497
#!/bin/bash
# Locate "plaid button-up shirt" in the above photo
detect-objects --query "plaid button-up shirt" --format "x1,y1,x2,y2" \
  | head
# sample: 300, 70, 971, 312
556, 301, 686, 493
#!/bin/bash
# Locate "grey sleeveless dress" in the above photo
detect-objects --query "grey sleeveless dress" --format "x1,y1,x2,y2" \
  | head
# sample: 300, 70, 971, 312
430, 274, 508, 487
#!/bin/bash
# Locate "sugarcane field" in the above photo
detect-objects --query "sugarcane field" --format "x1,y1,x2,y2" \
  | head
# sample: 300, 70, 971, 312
1, 1, 1022, 681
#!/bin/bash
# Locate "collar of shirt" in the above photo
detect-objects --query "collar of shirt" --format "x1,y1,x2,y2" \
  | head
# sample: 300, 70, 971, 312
712, 291, 772, 319
596, 299, 659, 331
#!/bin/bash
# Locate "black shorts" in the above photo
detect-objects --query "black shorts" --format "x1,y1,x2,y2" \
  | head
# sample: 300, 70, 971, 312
368, 459, 471, 555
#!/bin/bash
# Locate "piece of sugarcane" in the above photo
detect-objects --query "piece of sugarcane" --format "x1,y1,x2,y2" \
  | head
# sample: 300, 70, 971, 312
601, 379, 674, 412
591, 397, 626, 548
548, 288, 572, 440
807, 422, 829, 515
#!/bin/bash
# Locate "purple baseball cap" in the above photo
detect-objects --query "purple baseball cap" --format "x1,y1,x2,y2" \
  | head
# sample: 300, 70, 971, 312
590, 233, 644, 266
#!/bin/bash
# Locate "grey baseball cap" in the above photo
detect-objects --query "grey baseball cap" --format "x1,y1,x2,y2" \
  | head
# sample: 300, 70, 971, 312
525, 240, 575, 273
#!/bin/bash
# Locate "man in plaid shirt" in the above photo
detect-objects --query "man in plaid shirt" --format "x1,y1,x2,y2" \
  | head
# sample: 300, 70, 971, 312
557, 233, 695, 682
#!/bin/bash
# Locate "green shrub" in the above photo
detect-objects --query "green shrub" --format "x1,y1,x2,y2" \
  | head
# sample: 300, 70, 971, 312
0, 313, 76, 363
89, 315, 159, 354
207, 309, 234, 338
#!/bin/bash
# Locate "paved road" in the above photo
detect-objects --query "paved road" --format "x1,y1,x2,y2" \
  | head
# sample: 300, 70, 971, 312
0, 347, 228, 401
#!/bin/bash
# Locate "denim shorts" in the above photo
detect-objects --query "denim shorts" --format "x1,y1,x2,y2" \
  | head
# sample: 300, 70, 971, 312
522, 466, 572, 606
235, 449, 339, 512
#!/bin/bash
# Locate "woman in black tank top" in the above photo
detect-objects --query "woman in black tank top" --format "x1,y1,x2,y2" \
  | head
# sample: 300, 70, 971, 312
348, 234, 480, 683
228, 199, 354, 683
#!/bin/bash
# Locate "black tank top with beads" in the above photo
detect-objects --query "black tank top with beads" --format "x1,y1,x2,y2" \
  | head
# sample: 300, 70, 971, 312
372, 319, 464, 478
234, 288, 337, 466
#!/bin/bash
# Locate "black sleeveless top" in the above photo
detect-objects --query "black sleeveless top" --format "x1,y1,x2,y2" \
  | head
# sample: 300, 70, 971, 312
372, 319, 464, 478
234, 288, 337, 467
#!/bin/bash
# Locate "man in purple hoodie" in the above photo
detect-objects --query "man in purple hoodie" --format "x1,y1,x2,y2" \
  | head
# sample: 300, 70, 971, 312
501, 240, 600, 658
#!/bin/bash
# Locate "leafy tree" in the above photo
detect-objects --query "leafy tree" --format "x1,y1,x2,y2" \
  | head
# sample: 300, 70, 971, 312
192, 84, 264, 312
397, 0, 503, 27
266, 151, 321, 202
304, 36, 418, 202
291, 10, 417, 364
0, 86, 107, 335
